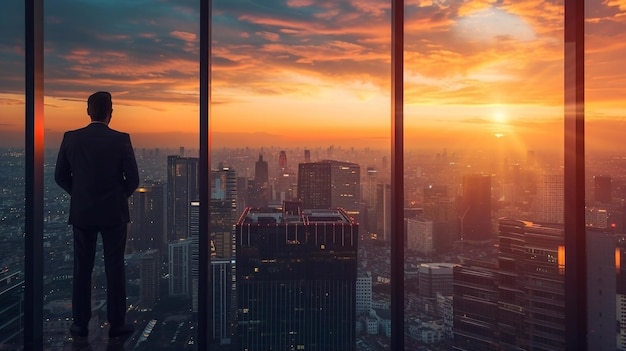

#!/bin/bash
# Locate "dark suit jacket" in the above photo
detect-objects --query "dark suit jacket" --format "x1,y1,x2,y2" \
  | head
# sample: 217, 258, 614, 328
54, 123, 139, 227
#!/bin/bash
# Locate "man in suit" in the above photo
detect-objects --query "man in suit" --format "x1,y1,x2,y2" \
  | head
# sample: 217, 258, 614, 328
55, 91, 139, 338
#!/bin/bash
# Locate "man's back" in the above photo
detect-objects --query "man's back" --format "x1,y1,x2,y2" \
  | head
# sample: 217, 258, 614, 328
55, 122, 139, 227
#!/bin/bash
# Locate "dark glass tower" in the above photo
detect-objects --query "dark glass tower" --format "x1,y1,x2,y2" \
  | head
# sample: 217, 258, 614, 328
128, 181, 166, 252
460, 174, 492, 242
167, 155, 199, 241
248, 155, 269, 207
235, 204, 358, 351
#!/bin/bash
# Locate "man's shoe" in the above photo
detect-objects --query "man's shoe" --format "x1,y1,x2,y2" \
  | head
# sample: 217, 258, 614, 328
69, 323, 88, 338
108, 324, 134, 338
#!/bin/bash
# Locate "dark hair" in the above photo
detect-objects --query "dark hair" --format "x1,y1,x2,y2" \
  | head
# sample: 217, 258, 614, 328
87, 91, 112, 121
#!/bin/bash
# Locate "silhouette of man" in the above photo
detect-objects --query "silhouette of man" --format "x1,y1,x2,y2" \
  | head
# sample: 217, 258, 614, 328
55, 91, 139, 338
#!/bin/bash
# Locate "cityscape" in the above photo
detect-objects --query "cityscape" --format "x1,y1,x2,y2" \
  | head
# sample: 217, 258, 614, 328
2, 144, 626, 350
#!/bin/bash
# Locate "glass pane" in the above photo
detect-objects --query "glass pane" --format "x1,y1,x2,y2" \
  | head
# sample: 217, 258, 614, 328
44, 1, 199, 349
586, 1, 626, 349
404, 1, 565, 350
0, 1, 25, 349
212, 1, 390, 349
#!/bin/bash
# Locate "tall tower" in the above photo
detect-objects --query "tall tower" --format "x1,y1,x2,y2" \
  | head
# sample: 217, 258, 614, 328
235, 205, 358, 351
298, 161, 332, 209
460, 174, 492, 242
248, 155, 269, 207
211, 166, 238, 259
167, 155, 199, 241
128, 182, 166, 252
297, 160, 361, 215
304, 149, 311, 163
139, 249, 160, 309
278, 150, 287, 170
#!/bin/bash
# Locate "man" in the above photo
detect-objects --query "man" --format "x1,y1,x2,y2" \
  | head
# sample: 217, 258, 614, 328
55, 91, 139, 338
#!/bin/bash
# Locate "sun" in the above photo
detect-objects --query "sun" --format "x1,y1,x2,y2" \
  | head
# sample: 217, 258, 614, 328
492, 111, 508, 124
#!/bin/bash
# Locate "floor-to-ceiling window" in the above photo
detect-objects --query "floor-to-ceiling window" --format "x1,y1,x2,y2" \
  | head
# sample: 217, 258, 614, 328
41, 1, 200, 349
0, 1, 26, 349
211, 1, 391, 350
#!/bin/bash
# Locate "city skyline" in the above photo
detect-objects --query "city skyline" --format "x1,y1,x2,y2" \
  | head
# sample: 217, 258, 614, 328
1, 1, 626, 150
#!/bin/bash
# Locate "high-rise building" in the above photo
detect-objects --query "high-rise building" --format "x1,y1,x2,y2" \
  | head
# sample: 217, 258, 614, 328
211, 259, 234, 345
418, 263, 456, 300
586, 228, 616, 351
423, 184, 457, 252
128, 182, 166, 252
168, 239, 190, 297
278, 150, 287, 169
532, 173, 564, 224
453, 259, 499, 351
139, 249, 160, 309
459, 174, 492, 242
235, 204, 358, 351
297, 160, 361, 216
356, 272, 372, 314
211, 167, 238, 259
167, 155, 199, 241
594, 175, 612, 204
376, 183, 391, 241
407, 218, 434, 255
304, 149, 311, 163
248, 155, 269, 207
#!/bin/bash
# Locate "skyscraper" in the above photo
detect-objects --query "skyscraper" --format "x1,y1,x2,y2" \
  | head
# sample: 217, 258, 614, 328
139, 249, 160, 309
235, 204, 358, 351
278, 150, 287, 169
532, 172, 564, 224
167, 155, 199, 241
248, 155, 269, 207
128, 182, 166, 252
168, 239, 190, 297
459, 174, 492, 242
297, 160, 361, 215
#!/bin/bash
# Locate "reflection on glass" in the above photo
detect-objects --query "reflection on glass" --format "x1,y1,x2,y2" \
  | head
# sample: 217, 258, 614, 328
0, 0, 25, 349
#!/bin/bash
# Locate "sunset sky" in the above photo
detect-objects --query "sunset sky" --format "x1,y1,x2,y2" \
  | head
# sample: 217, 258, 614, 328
1, 0, 626, 152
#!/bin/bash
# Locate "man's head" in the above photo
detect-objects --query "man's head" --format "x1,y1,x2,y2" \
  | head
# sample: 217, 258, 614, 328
87, 91, 113, 122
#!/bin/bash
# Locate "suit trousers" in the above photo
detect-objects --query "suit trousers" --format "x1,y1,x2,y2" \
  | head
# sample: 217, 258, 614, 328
72, 223, 128, 328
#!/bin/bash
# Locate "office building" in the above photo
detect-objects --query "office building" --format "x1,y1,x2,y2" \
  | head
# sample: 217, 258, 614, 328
248, 155, 269, 208
532, 173, 564, 224
139, 249, 160, 309
235, 204, 358, 351
297, 160, 361, 216
167, 155, 199, 241
407, 218, 434, 255
128, 182, 166, 252
453, 259, 499, 351
356, 272, 372, 314
168, 239, 191, 297
376, 183, 391, 241
459, 174, 492, 242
